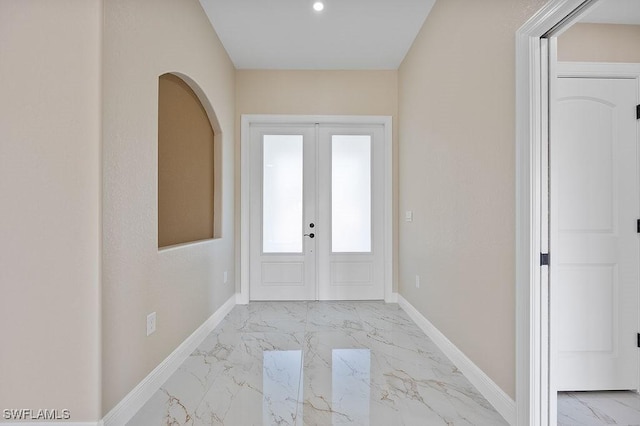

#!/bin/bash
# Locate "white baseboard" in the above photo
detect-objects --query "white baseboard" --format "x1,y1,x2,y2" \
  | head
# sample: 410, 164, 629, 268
235, 292, 249, 305
385, 292, 399, 303
102, 295, 236, 426
397, 295, 516, 426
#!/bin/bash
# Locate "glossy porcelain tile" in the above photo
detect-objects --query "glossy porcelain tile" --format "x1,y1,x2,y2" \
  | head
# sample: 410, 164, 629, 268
558, 391, 640, 426
216, 303, 308, 334
306, 301, 365, 333
193, 332, 305, 425
128, 330, 241, 425
354, 301, 422, 335
129, 301, 507, 425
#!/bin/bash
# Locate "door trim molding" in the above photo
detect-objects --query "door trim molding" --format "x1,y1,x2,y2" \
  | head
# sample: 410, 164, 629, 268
239, 115, 394, 304
515, 1, 604, 425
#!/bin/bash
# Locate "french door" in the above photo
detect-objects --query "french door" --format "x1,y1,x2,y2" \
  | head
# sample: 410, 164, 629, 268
248, 121, 385, 301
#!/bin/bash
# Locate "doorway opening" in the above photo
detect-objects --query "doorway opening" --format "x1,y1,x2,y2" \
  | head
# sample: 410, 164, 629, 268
516, 0, 640, 424
552, 62, 640, 424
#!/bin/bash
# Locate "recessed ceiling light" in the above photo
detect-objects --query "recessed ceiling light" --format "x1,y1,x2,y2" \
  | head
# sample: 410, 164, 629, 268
313, 1, 324, 12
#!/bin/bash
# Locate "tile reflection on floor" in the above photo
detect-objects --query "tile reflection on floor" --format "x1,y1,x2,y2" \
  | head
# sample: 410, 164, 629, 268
558, 391, 640, 426
128, 301, 507, 425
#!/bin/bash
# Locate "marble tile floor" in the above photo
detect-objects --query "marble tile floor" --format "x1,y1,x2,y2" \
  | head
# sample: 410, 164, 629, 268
558, 391, 640, 426
128, 301, 507, 425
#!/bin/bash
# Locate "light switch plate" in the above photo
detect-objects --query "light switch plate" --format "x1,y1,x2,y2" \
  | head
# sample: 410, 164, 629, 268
405, 211, 413, 222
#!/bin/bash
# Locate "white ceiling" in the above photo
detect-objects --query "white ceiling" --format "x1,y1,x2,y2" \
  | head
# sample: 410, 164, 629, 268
199, 0, 436, 70
581, 0, 640, 24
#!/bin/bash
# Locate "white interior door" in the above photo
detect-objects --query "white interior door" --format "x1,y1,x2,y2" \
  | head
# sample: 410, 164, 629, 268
551, 76, 639, 391
249, 122, 385, 301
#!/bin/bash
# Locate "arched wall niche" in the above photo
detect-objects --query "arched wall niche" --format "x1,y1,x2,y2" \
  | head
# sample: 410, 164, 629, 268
157, 72, 222, 249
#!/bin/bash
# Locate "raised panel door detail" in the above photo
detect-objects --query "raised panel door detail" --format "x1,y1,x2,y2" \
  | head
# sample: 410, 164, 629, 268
330, 262, 373, 286
262, 262, 305, 286
557, 99, 616, 233
557, 265, 616, 353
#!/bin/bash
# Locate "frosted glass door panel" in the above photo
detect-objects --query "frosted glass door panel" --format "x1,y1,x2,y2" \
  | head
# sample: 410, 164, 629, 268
332, 135, 371, 253
263, 135, 304, 253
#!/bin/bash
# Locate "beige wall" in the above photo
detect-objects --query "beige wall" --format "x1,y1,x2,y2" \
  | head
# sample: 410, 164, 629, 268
235, 70, 399, 290
102, 0, 236, 414
0, 0, 102, 421
398, 0, 547, 399
558, 23, 640, 63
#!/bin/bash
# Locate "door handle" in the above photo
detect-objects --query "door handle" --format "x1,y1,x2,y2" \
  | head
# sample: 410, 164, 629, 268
304, 233, 315, 238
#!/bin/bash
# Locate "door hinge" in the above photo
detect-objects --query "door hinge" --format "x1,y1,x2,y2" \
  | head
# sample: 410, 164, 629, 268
637, 104, 640, 120
637, 219, 640, 233
541, 253, 550, 266
637, 333, 640, 348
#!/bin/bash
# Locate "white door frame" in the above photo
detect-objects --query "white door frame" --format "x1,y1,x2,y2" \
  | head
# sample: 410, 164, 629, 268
515, 1, 620, 424
239, 114, 394, 304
